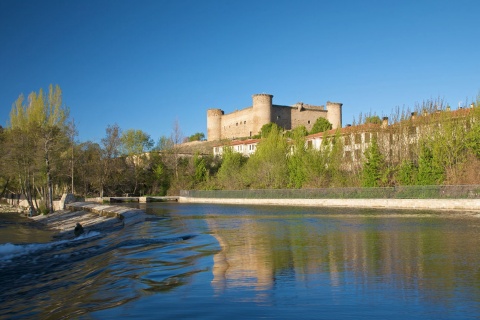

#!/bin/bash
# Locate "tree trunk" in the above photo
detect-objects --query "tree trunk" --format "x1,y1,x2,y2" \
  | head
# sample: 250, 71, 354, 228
45, 141, 54, 213
0, 178, 9, 198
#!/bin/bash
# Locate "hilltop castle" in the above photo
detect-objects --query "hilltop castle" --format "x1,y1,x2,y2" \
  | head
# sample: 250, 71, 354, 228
207, 94, 343, 141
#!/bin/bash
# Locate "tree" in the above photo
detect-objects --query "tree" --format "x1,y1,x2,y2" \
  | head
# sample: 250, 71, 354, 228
7, 85, 70, 213
75, 141, 102, 196
365, 115, 382, 125
188, 132, 205, 142
309, 118, 332, 135
361, 135, 385, 187
216, 147, 247, 189
120, 129, 154, 156
244, 125, 289, 188
287, 126, 308, 188
100, 124, 122, 197
395, 160, 418, 185
416, 142, 444, 185
260, 122, 282, 138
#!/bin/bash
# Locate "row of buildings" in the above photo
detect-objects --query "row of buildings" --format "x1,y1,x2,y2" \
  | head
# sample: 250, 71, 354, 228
212, 104, 476, 169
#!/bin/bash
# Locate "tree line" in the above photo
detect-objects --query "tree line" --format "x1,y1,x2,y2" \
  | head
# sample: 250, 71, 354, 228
1, 86, 479, 214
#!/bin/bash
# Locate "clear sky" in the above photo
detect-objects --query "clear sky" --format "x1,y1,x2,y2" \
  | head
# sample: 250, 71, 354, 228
1, 0, 479, 143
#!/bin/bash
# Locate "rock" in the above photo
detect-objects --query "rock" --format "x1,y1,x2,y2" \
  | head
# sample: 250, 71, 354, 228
74, 222, 84, 237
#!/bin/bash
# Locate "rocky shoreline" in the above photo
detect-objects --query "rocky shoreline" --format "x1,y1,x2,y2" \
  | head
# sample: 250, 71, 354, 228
0, 203, 23, 214
0, 202, 146, 240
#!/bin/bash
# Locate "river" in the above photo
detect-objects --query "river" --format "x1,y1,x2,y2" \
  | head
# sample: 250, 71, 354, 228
1, 203, 479, 319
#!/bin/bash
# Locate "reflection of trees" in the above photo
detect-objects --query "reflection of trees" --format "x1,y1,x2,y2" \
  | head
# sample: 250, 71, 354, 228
207, 215, 480, 304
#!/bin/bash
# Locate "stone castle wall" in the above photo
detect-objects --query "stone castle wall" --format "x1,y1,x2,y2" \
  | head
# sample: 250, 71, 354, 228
207, 94, 342, 141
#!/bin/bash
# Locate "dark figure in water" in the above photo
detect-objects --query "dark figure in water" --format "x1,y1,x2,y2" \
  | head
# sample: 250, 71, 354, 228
74, 223, 84, 237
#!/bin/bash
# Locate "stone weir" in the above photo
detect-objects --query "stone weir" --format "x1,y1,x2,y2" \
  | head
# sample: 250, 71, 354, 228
31, 202, 145, 239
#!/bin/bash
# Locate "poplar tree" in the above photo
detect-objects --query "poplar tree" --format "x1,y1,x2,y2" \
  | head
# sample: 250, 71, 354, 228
7, 85, 70, 213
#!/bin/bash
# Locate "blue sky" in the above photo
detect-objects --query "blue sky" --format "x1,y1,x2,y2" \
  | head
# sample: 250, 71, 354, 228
1, 0, 479, 143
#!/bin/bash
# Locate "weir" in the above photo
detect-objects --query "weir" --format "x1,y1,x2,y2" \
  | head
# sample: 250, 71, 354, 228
88, 196, 179, 203
31, 202, 146, 239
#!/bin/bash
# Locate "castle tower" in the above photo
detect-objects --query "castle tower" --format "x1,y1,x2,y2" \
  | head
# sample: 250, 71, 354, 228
326, 101, 343, 129
207, 109, 223, 141
252, 94, 273, 135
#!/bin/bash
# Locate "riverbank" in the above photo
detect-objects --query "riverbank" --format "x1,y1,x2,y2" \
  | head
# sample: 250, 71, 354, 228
178, 197, 480, 212
0, 203, 22, 214
15, 202, 146, 240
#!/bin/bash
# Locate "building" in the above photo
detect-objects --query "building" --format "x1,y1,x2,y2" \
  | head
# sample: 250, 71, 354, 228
213, 105, 477, 171
213, 139, 260, 157
207, 93, 342, 141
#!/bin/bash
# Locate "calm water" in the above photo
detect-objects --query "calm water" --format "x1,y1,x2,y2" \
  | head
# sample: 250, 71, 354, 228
1, 204, 480, 319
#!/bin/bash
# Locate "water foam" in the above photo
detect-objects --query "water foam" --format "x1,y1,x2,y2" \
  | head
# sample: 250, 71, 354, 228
0, 231, 101, 262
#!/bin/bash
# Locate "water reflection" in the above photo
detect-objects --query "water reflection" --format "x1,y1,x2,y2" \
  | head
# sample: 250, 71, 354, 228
206, 210, 480, 307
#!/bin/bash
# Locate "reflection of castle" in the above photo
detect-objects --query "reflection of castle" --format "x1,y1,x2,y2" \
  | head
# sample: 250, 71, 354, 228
207, 94, 342, 141
206, 214, 479, 302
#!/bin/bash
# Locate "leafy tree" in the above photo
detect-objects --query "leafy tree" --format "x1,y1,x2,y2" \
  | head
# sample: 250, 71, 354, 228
285, 125, 308, 139
244, 125, 289, 188
7, 85, 70, 213
361, 135, 385, 187
100, 124, 122, 197
365, 115, 382, 125
287, 126, 308, 188
259, 122, 282, 138
395, 160, 418, 185
75, 141, 102, 196
466, 124, 480, 158
188, 132, 205, 142
120, 129, 154, 155
309, 118, 332, 135
193, 153, 207, 184
416, 142, 444, 185
216, 147, 247, 189
156, 135, 174, 151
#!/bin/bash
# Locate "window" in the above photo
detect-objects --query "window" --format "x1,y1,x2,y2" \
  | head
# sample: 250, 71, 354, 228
344, 136, 351, 145
354, 133, 361, 144
364, 133, 370, 143
307, 120, 311, 124
354, 149, 362, 160
307, 140, 313, 149
345, 151, 352, 161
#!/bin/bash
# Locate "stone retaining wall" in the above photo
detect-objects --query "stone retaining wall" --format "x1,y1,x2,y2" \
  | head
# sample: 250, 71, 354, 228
178, 197, 480, 211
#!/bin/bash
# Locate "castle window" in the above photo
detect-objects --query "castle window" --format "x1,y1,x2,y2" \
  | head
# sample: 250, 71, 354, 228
308, 120, 311, 124
244, 121, 246, 124
277, 116, 281, 120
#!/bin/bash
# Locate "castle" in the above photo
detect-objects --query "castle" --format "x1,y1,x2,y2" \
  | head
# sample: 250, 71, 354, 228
207, 94, 343, 141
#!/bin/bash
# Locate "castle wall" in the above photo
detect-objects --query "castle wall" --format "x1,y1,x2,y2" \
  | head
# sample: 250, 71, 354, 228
206, 94, 343, 141
220, 107, 255, 139
271, 106, 292, 130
